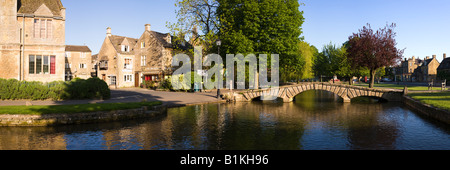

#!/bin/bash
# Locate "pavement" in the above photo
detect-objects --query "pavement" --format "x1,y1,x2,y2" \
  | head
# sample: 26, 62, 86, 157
0, 88, 225, 107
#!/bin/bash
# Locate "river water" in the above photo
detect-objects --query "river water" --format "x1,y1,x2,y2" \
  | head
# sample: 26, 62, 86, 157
0, 90, 449, 150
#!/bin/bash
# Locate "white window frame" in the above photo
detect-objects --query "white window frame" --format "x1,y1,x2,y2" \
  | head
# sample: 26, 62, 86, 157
124, 58, 133, 70
79, 63, 87, 69
124, 74, 133, 82
141, 55, 146, 66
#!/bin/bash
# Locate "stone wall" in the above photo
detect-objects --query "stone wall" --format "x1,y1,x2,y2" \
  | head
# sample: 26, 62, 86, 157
403, 96, 450, 124
0, 105, 167, 126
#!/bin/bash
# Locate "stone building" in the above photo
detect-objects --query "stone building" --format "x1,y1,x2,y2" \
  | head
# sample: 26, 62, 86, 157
65, 45, 93, 80
0, 0, 66, 82
417, 55, 440, 82
437, 53, 450, 81
396, 56, 423, 82
95, 25, 190, 88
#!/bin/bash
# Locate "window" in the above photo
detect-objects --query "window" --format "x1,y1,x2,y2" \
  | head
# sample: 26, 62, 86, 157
124, 58, 132, 69
65, 63, 70, 69
124, 74, 133, 82
141, 56, 146, 66
99, 60, 108, 70
50, 56, 55, 74
141, 42, 145, 48
65, 52, 71, 58
81, 52, 86, 58
36, 55, 42, 74
121, 45, 129, 52
34, 19, 52, 39
109, 76, 116, 85
29, 55, 35, 74
47, 20, 52, 39
29, 55, 55, 74
79, 63, 87, 69
43, 56, 49, 74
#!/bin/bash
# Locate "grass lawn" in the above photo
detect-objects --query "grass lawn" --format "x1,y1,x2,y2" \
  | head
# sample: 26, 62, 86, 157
354, 83, 443, 91
408, 92, 450, 111
0, 101, 163, 115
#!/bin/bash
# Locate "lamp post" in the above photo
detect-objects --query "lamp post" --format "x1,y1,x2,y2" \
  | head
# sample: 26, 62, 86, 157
216, 39, 222, 99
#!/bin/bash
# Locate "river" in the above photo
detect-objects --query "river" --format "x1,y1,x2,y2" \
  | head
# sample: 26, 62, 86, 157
0, 90, 449, 150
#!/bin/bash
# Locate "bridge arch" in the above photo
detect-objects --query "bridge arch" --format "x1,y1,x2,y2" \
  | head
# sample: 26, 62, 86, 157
235, 83, 403, 103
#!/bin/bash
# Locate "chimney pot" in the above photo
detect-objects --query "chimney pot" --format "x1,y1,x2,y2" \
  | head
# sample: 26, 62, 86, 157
106, 27, 112, 36
433, 55, 436, 59
444, 53, 447, 59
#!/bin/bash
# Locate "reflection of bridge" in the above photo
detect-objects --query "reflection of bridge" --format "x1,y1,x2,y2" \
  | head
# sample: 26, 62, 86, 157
229, 83, 404, 103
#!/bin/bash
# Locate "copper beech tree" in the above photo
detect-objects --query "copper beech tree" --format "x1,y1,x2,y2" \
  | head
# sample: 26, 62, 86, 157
347, 23, 404, 88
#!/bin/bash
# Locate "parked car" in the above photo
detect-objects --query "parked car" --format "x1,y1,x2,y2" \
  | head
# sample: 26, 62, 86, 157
381, 78, 392, 82
330, 78, 340, 82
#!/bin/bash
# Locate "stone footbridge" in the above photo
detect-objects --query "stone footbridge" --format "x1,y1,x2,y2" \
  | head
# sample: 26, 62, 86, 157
226, 83, 404, 103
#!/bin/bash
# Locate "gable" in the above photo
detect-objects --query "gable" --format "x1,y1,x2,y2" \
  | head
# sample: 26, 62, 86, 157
18, 0, 64, 16
34, 4, 53, 16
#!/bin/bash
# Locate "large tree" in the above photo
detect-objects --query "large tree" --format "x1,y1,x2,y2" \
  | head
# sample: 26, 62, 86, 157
347, 23, 404, 88
217, 0, 305, 82
167, 0, 219, 53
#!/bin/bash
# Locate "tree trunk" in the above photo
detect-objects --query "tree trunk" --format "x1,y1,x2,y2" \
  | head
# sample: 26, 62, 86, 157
369, 69, 376, 88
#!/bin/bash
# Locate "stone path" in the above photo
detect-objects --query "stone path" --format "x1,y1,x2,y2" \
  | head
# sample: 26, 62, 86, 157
0, 88, 224, 107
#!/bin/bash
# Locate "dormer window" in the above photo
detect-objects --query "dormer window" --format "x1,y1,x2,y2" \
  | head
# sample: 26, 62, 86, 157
141, 42, 145, 48
121, 45, 130, 52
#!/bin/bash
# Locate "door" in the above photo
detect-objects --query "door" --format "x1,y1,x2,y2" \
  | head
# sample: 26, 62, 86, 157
135, 73, 140, 87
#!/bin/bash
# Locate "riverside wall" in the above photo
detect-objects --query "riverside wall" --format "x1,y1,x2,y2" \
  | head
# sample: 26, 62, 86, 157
0, 105, 167, 127
403, 96, 450, 124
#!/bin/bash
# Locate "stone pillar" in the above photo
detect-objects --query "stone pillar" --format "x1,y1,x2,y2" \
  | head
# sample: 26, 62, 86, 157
282, 97, 293, 103
342, 97, 351, 103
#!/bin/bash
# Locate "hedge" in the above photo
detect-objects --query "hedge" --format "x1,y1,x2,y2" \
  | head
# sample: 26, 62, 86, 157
0, 77, 110, 101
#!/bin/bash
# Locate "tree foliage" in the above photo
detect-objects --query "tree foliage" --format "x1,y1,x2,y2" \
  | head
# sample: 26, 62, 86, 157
347, 23, 404, 88
217, 0, 305, 82
167, 0, 220, 54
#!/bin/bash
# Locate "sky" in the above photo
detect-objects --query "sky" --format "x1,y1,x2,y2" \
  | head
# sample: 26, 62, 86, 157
62, 0, 450, 63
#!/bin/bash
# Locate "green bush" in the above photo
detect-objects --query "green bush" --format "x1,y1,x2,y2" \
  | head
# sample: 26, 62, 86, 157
0, 77, 110, 101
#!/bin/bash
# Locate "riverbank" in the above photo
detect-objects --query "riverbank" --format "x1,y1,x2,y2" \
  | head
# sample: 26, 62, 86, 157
403, 95, 450, 124
0, 102, 167, 126
0, 88, 226, 126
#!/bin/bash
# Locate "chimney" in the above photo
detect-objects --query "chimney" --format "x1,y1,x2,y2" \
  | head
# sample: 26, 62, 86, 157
145, 24, 151, 32
106, 27, 111, 37
432, 55, 436, 59
61, 7, 66, 21
444, 53, 447, 59
426, 56, 429, 60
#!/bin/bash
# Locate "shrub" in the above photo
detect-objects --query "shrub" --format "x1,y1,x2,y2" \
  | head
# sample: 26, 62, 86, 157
0, 78, 110, 101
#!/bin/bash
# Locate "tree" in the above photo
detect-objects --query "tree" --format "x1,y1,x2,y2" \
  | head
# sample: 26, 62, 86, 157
297, 41, 316, 80
217, 0, 305, 82
167, 0, 220, 54
314, 43, 347, 82
347, 23, 404, 88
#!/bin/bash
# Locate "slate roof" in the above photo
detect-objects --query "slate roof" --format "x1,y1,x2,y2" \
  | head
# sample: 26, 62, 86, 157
65, 45, 92, 52
17, 0, 64, 16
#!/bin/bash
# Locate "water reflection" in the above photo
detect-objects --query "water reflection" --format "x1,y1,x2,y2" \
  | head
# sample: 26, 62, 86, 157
0, 90, 449, 150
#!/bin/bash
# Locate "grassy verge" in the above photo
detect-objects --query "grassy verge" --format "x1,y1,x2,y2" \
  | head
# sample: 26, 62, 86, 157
0, 101, 163, 115
354, 83, 440, 91
408, 92, 450, 111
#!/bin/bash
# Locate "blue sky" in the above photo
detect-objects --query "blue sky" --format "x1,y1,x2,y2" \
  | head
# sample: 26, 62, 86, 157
63, 0, 450, 63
